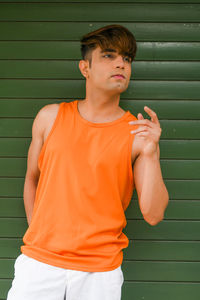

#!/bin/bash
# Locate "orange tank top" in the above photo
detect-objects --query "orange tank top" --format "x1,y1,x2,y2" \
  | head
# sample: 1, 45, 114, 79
21, 100, 138, 272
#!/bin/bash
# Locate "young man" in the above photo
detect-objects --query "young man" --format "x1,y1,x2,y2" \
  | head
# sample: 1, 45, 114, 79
7, 24, 169, 300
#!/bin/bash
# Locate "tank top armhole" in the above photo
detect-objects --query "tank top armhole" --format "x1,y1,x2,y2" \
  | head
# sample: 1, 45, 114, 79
38, 102, 64, 169
127, 114, 138, 186
123, 133, 134, 211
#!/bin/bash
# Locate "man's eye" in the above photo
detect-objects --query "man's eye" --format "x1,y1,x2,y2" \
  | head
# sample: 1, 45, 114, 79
103, 54, 131, 62
124, 57, 131, 62
103, 54, 112, 58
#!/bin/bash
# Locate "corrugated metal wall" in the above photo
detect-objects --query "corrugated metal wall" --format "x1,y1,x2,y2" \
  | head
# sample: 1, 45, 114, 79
0, 1, 200, 299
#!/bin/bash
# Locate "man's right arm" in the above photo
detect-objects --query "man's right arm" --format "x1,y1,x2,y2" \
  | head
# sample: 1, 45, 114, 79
23, 106, 47, 226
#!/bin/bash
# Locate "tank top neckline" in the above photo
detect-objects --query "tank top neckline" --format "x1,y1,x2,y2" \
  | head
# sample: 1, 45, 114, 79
74, 99, 130, 127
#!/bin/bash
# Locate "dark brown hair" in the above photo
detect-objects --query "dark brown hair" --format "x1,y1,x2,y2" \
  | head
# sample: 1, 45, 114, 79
80, 24, 137, 67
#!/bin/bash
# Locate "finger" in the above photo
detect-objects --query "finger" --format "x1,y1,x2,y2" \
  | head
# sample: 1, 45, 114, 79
137, 132, 148, 137
137, 113, 144, 120
144, 106, 160, 125
129, 119, 154, 128
131, 126, 148, 134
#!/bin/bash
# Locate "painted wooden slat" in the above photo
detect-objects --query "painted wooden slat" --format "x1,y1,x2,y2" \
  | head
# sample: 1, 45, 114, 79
1, 269, 200, 300
122, 282, 200, 300
1, 281, 200, 300
122, 260, 200, 281
1, 41, 200, 61
0, 178, 25, 197
1, 239, 200, 261
0, 138, 31, 156
1, 198, 200, 220
0, 158, 200, 179
1, 118, 200, 139
0, 80, 200, 100
0, 280, 11, 300
1, 218, 200, 240
1, 61, 200, 81
155, 180, 200, 200
160, 161, 200, 179
0, 239, 22, 257
159, 140, 200, 159
1, 0, 200, 3
0, 4, 200, 22
0, 21, 200, 43
0, 178, 199, 199
124, 240, 200, 261
0, 23, 200, 42
0, 258, 199, 281
125, 219, 200, 240
126, 199, 200, 220
1, 99, 200, 120
1, 138, 200, 159
0, 199, 26, 218
122, 100, 200, 120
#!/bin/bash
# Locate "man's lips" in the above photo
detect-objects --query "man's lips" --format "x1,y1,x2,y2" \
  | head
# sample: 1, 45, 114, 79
111, 74, 125, 79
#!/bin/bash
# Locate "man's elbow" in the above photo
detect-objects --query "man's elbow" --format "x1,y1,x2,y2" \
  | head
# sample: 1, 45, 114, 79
143, 214, 164, 226
143, 201, 168, 226
142, 194, 169, 226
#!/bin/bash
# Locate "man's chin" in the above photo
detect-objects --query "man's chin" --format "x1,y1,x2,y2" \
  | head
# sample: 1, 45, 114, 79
111, 85, 128, 94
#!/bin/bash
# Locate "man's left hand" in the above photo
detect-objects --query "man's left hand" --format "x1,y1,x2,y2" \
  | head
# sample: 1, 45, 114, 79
128, 106, 162, 156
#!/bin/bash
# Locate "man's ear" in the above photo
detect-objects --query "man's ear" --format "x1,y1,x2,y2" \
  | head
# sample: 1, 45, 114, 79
79, 60, 89, 79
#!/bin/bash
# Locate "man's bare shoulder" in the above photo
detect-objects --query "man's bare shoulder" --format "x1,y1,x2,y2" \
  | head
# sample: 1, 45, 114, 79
32, 102, 61, 142
38, 102, 60, 119
35, 102, 60, 127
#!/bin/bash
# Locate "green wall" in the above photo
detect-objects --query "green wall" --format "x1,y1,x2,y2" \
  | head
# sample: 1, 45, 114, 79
0, 1, 200, 299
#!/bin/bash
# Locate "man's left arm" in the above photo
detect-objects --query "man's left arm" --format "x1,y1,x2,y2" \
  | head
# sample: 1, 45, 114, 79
129, 106, 169, 226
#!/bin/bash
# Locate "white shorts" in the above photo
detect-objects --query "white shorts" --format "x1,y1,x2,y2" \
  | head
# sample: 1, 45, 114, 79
6, 253, 124, 300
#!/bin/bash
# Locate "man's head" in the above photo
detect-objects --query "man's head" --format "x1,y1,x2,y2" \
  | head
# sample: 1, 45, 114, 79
79, 24, 137, 96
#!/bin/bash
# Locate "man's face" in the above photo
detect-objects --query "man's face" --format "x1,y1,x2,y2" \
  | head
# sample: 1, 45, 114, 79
81, 46, 132, 95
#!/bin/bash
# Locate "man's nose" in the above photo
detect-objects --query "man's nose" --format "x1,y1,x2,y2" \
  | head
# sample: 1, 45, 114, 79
115, 56, 125, 68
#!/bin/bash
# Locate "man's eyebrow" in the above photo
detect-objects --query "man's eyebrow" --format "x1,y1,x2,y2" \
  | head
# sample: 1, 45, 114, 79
100, 48, 117, 53
100, 49, 131, 58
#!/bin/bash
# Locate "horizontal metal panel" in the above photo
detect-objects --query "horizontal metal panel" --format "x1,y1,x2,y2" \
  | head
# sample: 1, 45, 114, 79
0, 239, 22, 257
1, 238, 200, 261
1, 280, 200, 300
0, 138, 199, 159
127, 199, 200, 219
0, 158, 200, 179
0, 41, 200, 60
0, 257, 200, 281
0, 179, 199, 199
159, 140, 200, 159
1, 218, 200, 239
0, 23, 200, 42
160, 160, 200, 179
1, 198, 200, 219
1, 0, 200, 3
125, 240, 200, 261
1, 99, 200, 120
122, 282, 200, 300
0, 80, 200, 99
0, 138, 31, 156
122, 100, 200, 120
156, 180, 200, 199
122, 260, 200, 281
1, 61, 200, 80
125, 219, 200, 240
0, 4, 200, 22
0, 118, 199, 139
